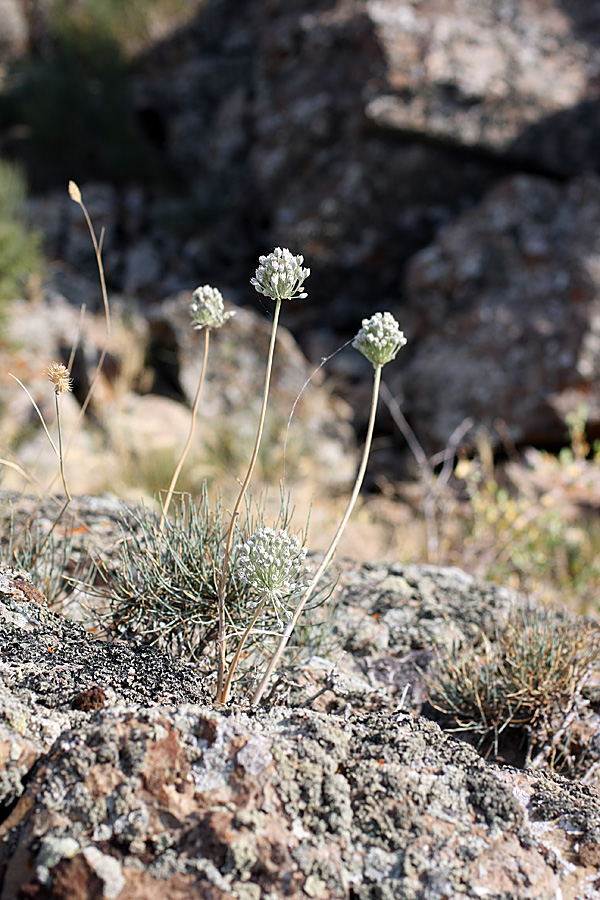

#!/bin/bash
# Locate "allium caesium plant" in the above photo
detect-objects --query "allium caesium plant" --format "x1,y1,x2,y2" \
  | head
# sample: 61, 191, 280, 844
250, 247, 310, 301
251, 311, 407, 705
221, 527, 311, 702
236, 527, 310, 605
353, 312, 407, 368
216, 249, 310, 702
160, 285, 235, 530
191, 285, 236, 330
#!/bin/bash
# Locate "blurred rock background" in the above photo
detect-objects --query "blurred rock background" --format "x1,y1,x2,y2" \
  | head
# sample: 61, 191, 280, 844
1, 0, 600, 599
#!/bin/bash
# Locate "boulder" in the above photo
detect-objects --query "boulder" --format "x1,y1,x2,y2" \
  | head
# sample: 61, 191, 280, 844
399, 173, 600, 452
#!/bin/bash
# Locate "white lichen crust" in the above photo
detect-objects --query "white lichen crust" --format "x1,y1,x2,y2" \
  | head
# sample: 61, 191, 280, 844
250, 247, 310, 301
352, 311, 407, 368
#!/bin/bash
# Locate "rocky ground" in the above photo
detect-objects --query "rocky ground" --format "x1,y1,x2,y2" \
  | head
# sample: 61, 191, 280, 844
1, 496, 600, 899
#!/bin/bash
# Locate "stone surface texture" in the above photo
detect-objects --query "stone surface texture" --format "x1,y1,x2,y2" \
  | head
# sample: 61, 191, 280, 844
399, 173, 600, 451
1, 536, 600, 899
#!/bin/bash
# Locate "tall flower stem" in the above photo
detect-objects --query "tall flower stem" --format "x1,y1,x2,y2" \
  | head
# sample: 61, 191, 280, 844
159, 328, 210, 532
251, 363, 383, 706
37, 391, 73, 557
67, 182, 112, 444
221, 595, 267, 704
215, 297, 283, 701
55, 391, 72, 505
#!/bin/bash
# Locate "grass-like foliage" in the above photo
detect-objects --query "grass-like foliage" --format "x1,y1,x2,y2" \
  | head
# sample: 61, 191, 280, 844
1, 508, 94, 609
91, 488, 333, 689
0, 158, 43, 312
455, 420, 600, 612
425, 604, 600, 775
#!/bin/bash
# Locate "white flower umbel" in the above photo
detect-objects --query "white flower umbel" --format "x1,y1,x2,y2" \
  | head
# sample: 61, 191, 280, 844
250, 247, 310, 301
190, 285, 235, 330
352, 312, 407, 368
221, 527, 310, 703
251, 313, 408, 706
237, 527, 309, 603
160, 286, 235, 531
216, 249, 311, 702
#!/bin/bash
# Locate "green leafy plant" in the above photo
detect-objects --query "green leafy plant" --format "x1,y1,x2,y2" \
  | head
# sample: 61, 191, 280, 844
425, 604, 600, 775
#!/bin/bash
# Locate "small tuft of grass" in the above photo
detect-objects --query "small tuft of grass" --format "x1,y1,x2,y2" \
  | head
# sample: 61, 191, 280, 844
425, 603, 600, 775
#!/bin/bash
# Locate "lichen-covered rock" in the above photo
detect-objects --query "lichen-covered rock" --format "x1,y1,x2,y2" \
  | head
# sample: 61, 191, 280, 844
2, 704, 600, 899
0, 564, 211, 808
1, 550, 600, 898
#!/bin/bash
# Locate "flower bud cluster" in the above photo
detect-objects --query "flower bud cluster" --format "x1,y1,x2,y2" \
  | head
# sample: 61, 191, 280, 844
250, 248, 310, 301
236, 527, 310, 606
352, 311, 407, 368
190, 285, 235, 330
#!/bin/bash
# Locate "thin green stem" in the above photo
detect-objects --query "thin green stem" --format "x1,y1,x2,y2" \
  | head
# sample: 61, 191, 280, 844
251, 363, 383, 706
221, 595, 267, 704
159, 328, 210, 532
215, 297, 283, 701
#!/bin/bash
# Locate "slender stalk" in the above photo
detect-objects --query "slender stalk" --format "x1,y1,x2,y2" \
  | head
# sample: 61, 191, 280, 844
55, 392, 72, 503
221, 595, 267, 704
32, 392, 72, 563
159, 328, 210, 532
251, 363, 383, 706
9, 375, 59, 456
67, 183, 112, 455
215, 297, 283, 701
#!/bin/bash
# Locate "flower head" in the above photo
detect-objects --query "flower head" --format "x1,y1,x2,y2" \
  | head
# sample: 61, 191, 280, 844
190, 285, 235, 330
68, 181, 82, 204
352, 312, 407, 368
250, 248, 310, 301
46, 362, 73, 394
236, 527, 310, 611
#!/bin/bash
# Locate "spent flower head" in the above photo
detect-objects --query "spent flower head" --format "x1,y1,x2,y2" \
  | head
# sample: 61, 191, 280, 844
190, 285, 235, 330
46, 362, 73, 394
236, 527, 310, 609
353, 311, 407, 368
250, 247, 310, 301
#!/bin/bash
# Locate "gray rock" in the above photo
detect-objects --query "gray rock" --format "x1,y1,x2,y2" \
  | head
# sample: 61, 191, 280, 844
1, 532, 600, 898
399, 173, 600, 452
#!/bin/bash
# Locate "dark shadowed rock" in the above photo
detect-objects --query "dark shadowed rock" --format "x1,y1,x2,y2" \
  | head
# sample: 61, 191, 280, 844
399, 173, 600, 452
